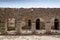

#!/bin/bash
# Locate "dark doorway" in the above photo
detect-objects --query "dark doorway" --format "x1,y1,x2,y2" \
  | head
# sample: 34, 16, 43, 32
36, 19, 40, 30
54, 19, 59, 30
28, 20, 31, 26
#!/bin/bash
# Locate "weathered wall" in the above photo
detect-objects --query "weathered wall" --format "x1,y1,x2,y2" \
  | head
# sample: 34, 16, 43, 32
0, 8, 60, 34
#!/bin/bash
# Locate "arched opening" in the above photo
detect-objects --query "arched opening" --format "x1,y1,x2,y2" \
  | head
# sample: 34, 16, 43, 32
22, 20, 31, 30
54, 19, 59, 30
7, 18, 16, 31
28, 20, 31, 27
36, 19, 40, 30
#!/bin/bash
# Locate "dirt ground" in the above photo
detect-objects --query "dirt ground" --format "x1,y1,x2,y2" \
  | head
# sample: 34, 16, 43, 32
0, 35, 60, 40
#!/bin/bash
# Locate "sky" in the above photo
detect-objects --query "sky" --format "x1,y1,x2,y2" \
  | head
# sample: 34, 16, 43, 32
0, 0, 60, 8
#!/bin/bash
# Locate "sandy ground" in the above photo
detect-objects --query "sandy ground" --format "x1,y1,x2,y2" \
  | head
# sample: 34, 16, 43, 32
0, 35, 60, 40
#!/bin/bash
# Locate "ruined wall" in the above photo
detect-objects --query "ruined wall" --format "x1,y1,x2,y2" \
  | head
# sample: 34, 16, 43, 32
0, 8, 60, 34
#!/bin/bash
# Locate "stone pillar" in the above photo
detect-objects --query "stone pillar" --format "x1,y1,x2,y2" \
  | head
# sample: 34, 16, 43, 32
19, 22, 22, 34
45, 22, 51, 34
59, 21, 60, 30
31, 22, 36, 34
5, 20, 7, 32
16, 22, 22, 34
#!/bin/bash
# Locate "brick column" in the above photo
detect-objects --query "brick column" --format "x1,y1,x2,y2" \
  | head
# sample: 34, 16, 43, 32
59, 21, 60, 30
31, 22, 36, 34
16, 22, 22, 34
45, 22, 51, 34
5, 20, 7, 32
19, 23, 22, 34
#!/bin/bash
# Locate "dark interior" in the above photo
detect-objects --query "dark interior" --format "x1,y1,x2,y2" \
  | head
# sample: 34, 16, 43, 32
36, 19, 40, 30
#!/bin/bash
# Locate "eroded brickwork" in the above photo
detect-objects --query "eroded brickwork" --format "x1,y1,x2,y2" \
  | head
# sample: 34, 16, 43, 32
0, 8, 60, 35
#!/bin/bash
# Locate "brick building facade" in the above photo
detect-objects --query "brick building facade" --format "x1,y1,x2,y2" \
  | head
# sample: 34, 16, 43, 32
0, 8, 60, 35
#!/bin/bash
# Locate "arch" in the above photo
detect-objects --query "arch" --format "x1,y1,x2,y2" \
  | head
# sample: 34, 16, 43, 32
54, 19, 59, 30
36, 19, 40, 30
28, 20, 31, 26
7, 18, 16, 31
